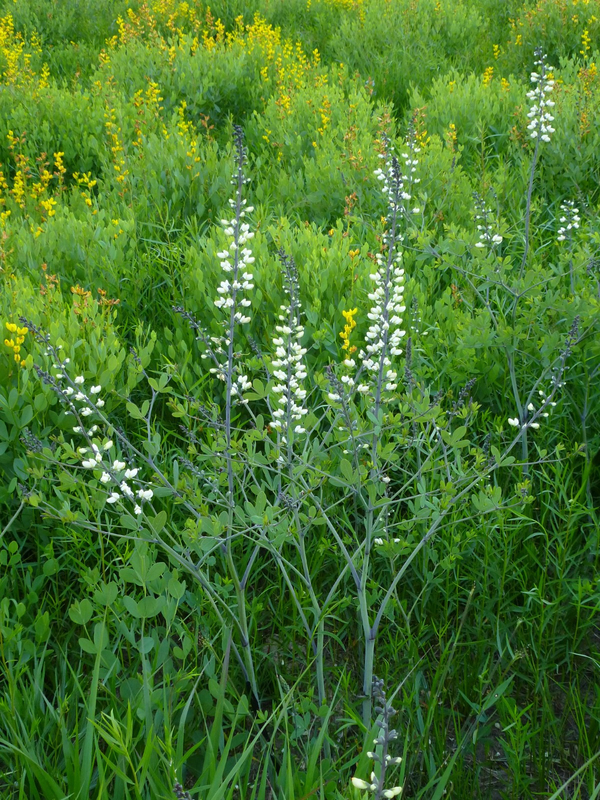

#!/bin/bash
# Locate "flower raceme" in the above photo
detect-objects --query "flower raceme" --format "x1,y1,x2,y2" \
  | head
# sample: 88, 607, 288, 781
507, 391, 557, 431
206, 125, 255, 400
62, 372, 154, 516
527, 49, 555, 144
557, 201, 580, 242
473, 192, 503, 250
270, 250, 309, 442
339, 307, 358, 353
373, 128, 421, 221
356, 140, 410, 401
4, 321, 29, 367
18, 327, 156, 519
352, 677, 403, 799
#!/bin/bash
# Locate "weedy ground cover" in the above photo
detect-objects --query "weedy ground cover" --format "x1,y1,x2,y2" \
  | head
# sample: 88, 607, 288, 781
0, 1, 599, 798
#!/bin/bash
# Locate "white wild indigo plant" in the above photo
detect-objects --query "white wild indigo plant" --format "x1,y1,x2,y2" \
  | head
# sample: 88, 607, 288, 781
20, 96, 579, 778
425, 48, 583, 480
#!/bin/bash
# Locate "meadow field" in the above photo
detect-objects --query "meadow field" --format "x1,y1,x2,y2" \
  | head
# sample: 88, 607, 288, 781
0, 0, 599, 797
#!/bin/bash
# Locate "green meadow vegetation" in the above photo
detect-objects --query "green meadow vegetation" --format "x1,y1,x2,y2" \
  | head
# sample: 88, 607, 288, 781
0, 0, 599, 797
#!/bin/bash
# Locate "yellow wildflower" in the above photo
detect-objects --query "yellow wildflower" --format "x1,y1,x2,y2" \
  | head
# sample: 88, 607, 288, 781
340, 308, 358, 353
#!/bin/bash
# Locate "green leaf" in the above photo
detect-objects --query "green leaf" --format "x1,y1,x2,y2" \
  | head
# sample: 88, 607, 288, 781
149, 510, 167, 535
252, 378, 267, 398
122, 595, 141, 618
35, 611, 50, 643
69, 598, 93, 626
119, 514, 140, 531
168, 576, 186, 599
120, 567, 144, 586
442, 426, 469, 448
137, 636, 155, 654
94, 581, 119, 606
43, 557, 58, 576
20, 405, 33, 427
254, 490, 267, 516
34, 393, 48, 412
137, 595, 164, 618
79, 637, 97, 655
146, 562, 166, 582
479, 676, 514, 715
340, 458, 353, 482
93, 622, 109, 653
126, 401, 143, 420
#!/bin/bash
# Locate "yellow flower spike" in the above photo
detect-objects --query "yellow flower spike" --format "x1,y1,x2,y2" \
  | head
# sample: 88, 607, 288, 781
340, 308, 358, 352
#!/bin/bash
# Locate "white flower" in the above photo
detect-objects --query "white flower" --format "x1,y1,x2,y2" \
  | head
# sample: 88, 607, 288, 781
120, 481, 134, 499
74, 376, 85, 385
137, 488, 154, 501
82, 459, 97, 469
103, 440, 113, 450
134, 505, 142, 515
383, 789, 402, 798
90, 385, 101, 394
73, 426, 83, 433
100, 472, 111, 483
507, 417, 520, 427
106, 492, 120, 504
351, 778, 371, 790
112, 460, 126, 471
80, 407, 93, 417
124, 468, 139, 479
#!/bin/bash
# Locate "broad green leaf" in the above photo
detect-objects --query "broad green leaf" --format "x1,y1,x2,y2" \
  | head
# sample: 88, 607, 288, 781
69, 598, 93, 626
